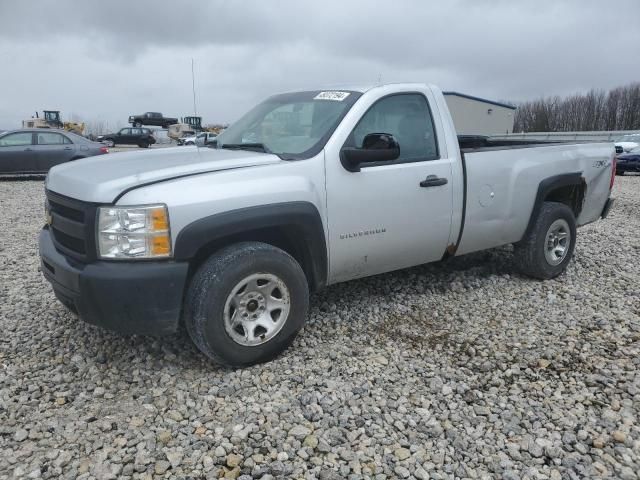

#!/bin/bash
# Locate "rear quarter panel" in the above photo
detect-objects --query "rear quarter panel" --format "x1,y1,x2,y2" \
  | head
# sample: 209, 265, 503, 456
457, 142, 614, 255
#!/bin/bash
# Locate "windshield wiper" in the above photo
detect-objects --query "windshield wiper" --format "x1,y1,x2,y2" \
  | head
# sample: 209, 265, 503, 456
220, 142, 271, 153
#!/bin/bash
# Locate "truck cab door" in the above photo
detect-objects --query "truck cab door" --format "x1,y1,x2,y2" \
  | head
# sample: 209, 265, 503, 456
325, 91, 455, 283
0, 132, 37, 173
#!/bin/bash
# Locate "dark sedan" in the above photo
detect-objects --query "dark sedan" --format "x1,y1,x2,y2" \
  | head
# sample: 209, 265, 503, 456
616, 147, 640, 175
0, 129, 108, 175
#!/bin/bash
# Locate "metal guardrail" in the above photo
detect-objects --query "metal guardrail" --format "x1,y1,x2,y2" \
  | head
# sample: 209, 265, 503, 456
492, 130, 640, 142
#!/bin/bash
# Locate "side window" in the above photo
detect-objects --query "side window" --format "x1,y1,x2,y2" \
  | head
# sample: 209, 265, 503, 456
350, 94, 438, 163
120, 128, 130, 135
37, 132, 69, 145
131, 128, 142, 135
0, 132, 33, 147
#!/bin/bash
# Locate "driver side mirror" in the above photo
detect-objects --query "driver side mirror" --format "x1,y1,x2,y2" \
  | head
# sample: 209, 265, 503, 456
340, 133, 400, 172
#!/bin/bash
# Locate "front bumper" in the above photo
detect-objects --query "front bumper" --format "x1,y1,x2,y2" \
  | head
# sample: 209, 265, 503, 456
39, 228, 189, 335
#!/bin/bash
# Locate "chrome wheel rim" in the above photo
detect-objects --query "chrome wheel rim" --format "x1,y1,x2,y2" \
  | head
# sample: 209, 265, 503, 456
223, 273, 290, 347
106, 140, 114, 147
544, 219, 571, 266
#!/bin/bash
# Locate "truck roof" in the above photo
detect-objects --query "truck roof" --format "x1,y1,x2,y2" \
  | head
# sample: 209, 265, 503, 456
289, 82, 439, 94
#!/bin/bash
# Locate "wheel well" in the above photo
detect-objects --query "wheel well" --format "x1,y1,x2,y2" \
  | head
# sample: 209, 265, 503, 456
544, 182, 586, 217
187, 226, 320, 292
521, 172, 585, 242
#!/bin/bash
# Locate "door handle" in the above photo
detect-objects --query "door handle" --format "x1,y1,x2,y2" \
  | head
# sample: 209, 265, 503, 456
24, 148, 33, 151
64, 147, 73, 150
420, 175, 448, 187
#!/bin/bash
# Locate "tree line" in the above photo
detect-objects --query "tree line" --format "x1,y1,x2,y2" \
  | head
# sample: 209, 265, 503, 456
513, 82, 640, 132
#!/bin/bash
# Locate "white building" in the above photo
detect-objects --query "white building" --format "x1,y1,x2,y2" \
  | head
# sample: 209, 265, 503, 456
444, 92, 516, 136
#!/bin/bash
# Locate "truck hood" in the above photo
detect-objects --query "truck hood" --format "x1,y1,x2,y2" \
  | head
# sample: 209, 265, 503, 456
46, 146, 283, 203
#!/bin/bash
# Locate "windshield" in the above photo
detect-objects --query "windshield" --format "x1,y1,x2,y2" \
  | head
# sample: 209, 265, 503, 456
215, 90, 361, 159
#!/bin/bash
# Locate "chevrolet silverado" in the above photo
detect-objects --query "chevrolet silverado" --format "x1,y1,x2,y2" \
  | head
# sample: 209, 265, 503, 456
40, 83, 616, 367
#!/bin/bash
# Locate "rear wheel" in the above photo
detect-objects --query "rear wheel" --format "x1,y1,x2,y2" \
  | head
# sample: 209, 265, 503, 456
184, 242, 309, 367
138, 142, 149, 148
514, 202, 577, 280
133, 122, 142, 127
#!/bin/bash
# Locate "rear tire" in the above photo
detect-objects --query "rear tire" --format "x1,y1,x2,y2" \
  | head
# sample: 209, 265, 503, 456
138, 142, 149, 148
184, 242, 309, 367
514, 201, 577, 280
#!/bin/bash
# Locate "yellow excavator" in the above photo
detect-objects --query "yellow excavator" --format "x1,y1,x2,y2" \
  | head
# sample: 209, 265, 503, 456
22, 111, 86, 135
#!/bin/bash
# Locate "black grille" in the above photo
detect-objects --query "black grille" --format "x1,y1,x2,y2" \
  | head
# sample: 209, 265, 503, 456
615, 146, 623, 154
46, 190, 98, 262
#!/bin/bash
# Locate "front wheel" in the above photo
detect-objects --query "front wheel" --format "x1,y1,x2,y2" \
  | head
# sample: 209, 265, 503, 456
184, 242, 309, 367
104, 139, 115, 148
514, 201, 577, 280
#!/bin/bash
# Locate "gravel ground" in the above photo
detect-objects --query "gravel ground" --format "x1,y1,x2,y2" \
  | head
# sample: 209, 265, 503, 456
1, 177, 639, 480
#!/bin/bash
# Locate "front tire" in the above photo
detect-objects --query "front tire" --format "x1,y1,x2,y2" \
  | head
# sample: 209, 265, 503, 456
184, 242, 309, 367
104, 139, 115, 148
514, 202, 577, 280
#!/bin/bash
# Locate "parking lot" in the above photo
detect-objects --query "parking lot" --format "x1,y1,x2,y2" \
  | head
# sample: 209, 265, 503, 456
0, 177, 638, 479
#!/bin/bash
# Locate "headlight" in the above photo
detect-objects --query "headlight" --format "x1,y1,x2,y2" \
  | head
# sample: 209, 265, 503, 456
97, 205, 171, 259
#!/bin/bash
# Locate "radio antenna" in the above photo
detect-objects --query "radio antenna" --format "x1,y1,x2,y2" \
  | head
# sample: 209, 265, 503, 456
191, 58, 197, 116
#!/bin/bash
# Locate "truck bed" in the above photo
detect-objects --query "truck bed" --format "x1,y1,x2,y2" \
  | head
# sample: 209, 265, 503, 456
454, 140, 615, 257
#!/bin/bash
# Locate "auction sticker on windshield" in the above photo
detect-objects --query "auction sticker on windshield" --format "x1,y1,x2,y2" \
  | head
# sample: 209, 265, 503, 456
314, 91, 350, 101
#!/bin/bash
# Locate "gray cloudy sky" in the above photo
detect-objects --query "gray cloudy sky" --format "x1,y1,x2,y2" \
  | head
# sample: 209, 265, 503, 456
1, 0, 639, 130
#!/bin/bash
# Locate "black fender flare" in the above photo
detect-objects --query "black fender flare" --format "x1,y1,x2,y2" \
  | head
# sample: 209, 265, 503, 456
521, 172, 583, 241
174, 201, 328, 291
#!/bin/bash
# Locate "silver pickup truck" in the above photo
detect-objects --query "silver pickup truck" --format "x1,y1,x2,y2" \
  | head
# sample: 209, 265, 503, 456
40, 83, 616, 367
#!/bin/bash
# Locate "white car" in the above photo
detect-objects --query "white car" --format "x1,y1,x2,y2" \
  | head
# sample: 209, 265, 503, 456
614, 134, 640, 154
179, 132, 217, 146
